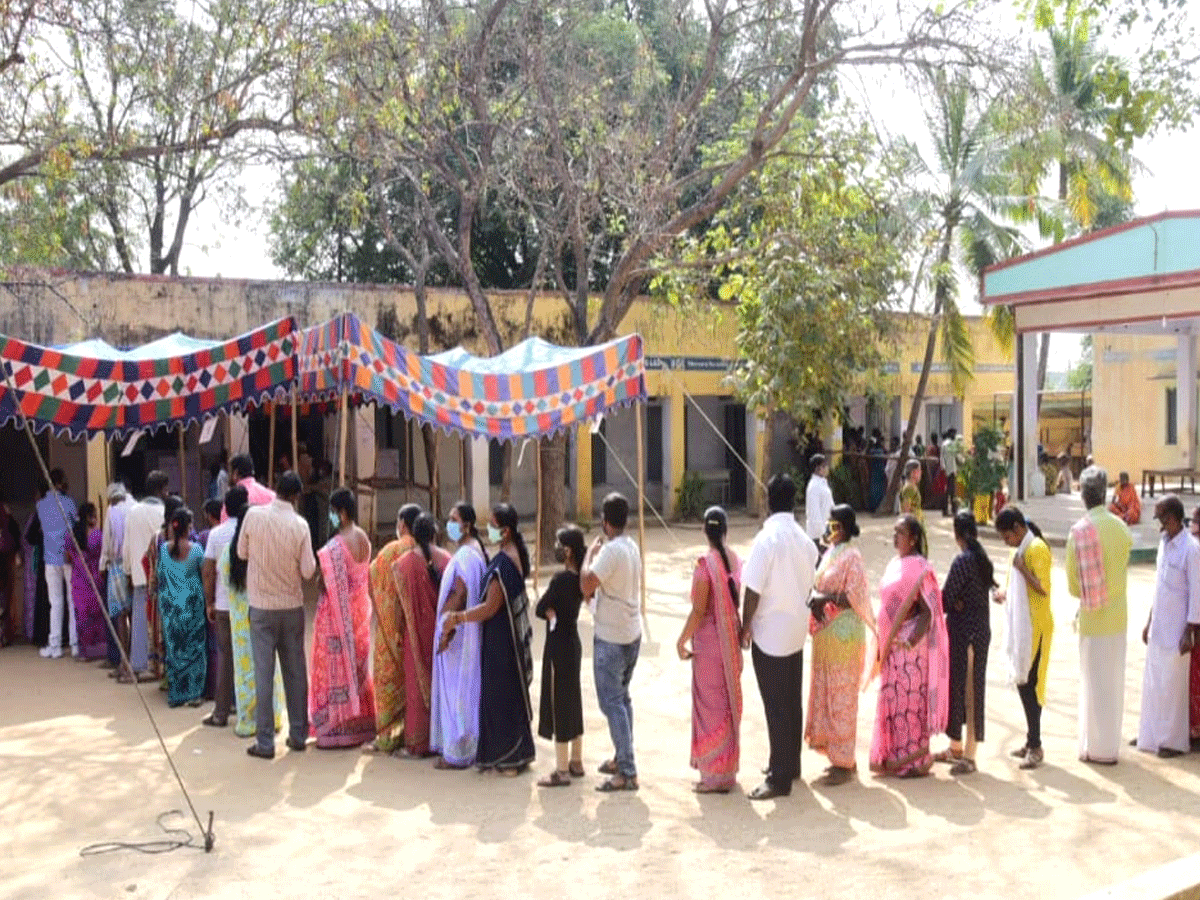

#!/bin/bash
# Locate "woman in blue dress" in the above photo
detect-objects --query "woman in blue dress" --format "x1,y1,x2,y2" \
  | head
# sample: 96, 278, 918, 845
157, 507, 207, 707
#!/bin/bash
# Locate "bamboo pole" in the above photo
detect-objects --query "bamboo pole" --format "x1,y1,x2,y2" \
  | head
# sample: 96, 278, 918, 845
337, 388, 349, 487
291, 384, 299, 477
534, 438, 542, 597
178, 426, 188, 505
635, 402, 646, 618
267, 402, 276, 488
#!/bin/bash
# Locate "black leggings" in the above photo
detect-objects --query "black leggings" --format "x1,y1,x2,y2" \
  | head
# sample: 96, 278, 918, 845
1016, 642, 1043, 750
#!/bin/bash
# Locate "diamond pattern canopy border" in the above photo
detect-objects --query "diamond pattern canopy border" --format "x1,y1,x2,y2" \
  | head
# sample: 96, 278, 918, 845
0, 317, 299, 439
300, 313, 646, 442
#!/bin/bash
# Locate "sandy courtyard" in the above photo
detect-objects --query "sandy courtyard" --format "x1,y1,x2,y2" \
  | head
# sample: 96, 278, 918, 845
4, 512, 1199, 900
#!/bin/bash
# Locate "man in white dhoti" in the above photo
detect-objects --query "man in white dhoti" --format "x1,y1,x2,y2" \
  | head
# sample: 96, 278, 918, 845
1066, 466, 1131, 765
1137, 495, 1200, 758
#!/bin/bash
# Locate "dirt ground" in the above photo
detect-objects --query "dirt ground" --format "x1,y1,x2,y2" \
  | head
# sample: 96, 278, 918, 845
4, 512, 1199, 900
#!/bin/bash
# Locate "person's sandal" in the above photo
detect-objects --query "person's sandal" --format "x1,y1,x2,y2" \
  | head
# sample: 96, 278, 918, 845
598, 759, 618, 775
538, 770, 572, 787
568, 761, 585, 778
692, 782, 731, 794
950, 758, 977, 775
596, 774, 638, 792
932, 748, 962, 764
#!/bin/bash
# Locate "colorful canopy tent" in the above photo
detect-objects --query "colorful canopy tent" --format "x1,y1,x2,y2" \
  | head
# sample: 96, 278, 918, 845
0, 317, 300, 440
299, 312, 646, 439
299, 312, 648, 605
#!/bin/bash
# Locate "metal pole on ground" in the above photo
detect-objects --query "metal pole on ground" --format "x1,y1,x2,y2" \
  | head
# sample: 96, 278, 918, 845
178, 426, 187, 504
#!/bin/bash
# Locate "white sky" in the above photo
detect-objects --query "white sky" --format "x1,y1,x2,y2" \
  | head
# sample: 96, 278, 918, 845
180, 14, 1200, 371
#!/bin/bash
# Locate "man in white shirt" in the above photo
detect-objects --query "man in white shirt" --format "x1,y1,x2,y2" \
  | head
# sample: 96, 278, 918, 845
741, 473, 818, 800
1137, 495, 1200, 757
238, 472, 316, 759
805, 455, 834, 546
941, 429, 960, 517
581, 492, 643, 791
99, 481, 135, 669
201, 484, 248, 728
120, 471, 169, 680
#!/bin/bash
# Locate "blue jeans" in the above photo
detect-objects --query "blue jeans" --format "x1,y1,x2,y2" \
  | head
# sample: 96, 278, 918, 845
594, 636, 640, 778
130, 585, 149, 672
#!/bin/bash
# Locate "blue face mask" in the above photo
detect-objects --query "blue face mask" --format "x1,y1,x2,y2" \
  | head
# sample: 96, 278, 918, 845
329, 511, 341, 530
487, 523, 502, 544
446, 520, 463, 543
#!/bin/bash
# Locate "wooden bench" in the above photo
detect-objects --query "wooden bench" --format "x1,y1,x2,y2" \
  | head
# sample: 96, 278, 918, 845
1141, 468, 1200, 498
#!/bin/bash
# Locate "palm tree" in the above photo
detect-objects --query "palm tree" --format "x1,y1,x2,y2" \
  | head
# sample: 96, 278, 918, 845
1008, 11, 1134, 400
880, 71, 1024, 515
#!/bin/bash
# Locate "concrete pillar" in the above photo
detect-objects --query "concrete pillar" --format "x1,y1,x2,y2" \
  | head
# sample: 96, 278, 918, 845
1177, 334, 1198, 469
1014, 332, 1039, 500
574, 423, 593, 523
468, 436, 490, 510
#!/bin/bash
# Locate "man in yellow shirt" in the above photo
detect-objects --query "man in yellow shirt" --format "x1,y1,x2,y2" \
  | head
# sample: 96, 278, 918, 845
1068, 466, 1132, 765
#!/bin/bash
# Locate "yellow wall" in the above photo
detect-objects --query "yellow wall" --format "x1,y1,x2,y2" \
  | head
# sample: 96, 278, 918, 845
1092, 332, 1190, 480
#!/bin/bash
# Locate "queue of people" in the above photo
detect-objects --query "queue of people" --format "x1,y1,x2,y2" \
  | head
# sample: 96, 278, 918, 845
14, 457, 1200, 797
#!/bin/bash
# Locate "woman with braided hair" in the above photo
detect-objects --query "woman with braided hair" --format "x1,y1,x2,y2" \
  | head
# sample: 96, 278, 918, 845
677, 506, 743, 794
390, 511, 451, 757
309, 488, 376, 749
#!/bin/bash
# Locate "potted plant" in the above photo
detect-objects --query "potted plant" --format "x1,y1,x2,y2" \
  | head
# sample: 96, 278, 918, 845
958, 425, 1007, 524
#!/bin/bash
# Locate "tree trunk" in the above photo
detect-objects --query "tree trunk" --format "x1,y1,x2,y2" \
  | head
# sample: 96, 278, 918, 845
754, 410, 775, 517
881, 226, 954, 515
537, 434, 567, 564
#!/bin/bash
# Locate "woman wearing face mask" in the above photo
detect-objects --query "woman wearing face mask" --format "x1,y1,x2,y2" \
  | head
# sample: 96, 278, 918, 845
869, 514, 949, 777
431, 502, 489, 768
367, 503, 422, 754
535, 525, 586, 787
444, 503, 535, 774
805, 504, 874, 786
309, 488, 377, 748
387, 512, 452, 757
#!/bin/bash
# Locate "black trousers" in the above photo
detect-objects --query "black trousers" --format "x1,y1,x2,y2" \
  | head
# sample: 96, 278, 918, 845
1017, 642, 1043, 750
944, 473, 959, 514
752, 642, 803, 791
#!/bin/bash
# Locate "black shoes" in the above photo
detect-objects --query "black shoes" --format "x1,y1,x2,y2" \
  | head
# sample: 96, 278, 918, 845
246, 744, 275, 760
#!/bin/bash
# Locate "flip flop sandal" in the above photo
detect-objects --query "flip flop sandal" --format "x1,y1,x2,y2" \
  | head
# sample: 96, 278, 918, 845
932, 749, 962, 764
538, 770, 572, 787
598, 759, 618, 775
596, 776, 638, 792
692, 782, 731, 794
568, 762, 585, 778
950, 759, 977, 775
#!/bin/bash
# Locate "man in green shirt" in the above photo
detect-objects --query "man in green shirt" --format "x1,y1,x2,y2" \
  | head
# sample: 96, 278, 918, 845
1066, 466, 1132, 765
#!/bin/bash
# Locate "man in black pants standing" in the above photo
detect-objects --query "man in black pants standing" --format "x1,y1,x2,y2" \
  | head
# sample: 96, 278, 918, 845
740, 474, 819, 800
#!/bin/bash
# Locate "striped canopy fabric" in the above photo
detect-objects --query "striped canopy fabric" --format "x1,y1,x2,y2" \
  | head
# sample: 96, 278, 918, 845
0, 317, 299, 439
300, 313, 645, 441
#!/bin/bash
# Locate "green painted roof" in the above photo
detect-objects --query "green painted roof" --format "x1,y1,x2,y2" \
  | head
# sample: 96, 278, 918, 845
983, 211, 1200, 304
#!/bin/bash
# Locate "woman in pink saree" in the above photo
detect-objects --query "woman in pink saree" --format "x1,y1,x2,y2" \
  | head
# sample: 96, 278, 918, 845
309, 489, 376, 749
806, 504, 874, 785
676, 507, 742, 794
870, 514, 949, 777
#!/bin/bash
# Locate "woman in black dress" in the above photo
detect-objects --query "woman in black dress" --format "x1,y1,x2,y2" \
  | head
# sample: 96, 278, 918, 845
933, 511, 996, 774
535, 525, 586, 787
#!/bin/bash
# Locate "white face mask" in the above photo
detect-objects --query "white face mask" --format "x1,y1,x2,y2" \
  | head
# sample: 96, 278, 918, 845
487, 523, 502, 544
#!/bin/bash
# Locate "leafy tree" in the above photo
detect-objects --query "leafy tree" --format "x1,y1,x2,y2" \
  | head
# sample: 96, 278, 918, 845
1064, 334, 1093, 389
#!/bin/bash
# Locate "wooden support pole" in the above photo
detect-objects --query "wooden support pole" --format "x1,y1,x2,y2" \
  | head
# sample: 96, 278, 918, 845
337, 388, 349, 487
291, 384, 299, 476
635, 402, 647, 618
178, 426, 188, 504
267, 402, 276, 489
534, 438, 542, 597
